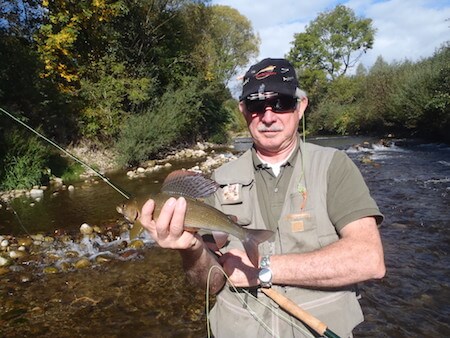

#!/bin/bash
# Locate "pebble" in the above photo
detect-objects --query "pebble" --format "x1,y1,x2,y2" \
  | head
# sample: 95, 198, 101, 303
9, 250, 27, 259
65, 251, 79, 258
80, 223, 93, 235
95, 255, 111, 263
43, 266, 59, 274
31, 234, 45, 241
0, 256, 10, 266
17, 237, 33, 247
74, 257, 91, 269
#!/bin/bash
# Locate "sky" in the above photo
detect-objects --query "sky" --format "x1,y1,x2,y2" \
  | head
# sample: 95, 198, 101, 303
211, 0, 450, 71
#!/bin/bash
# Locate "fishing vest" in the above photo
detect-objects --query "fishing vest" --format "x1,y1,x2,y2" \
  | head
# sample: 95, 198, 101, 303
208, 141, 363, 338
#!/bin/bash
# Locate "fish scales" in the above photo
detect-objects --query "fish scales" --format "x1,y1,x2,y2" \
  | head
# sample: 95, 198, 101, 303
117, 170, 274, 267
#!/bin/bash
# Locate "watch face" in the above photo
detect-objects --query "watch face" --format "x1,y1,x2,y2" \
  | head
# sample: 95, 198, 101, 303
259, 268, 272, 283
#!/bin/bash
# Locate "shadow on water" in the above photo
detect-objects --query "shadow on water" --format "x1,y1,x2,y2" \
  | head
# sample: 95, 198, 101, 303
1, 137, 449, 337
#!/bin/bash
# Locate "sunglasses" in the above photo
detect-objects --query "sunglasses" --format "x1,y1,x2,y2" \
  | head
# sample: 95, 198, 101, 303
245, 95, 298, 114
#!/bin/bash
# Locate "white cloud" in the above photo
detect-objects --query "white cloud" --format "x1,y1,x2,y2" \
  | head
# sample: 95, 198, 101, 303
212, 0, 450, 69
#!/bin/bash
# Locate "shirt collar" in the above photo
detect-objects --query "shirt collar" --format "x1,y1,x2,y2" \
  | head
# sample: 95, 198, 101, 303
251, 134, 301, 171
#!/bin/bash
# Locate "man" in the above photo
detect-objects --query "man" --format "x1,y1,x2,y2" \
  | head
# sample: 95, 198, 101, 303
141, 58, 385, 337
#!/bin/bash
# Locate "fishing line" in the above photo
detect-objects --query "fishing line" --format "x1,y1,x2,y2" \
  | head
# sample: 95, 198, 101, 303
241, 288, 315, 337
1, 202, 31, 236
206, 265, 277, 338
205, 265, 315, 337
0, 107, 130, 200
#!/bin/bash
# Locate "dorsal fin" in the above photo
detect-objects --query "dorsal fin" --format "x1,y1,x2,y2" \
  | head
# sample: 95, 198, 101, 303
162, 170, 219, 198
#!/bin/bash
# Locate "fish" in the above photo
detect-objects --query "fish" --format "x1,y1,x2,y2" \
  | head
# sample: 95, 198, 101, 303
116, 170, 274, 267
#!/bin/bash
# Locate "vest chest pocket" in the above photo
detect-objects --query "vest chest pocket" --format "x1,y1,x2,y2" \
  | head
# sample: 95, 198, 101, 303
217, 183, 253, 226
278, 193, 321, 253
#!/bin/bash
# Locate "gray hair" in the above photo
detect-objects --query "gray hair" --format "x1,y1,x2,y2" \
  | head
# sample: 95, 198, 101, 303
295, 88, 308, 99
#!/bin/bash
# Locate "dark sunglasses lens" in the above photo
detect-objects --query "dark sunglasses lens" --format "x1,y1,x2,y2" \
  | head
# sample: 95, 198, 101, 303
273, 96, 297, 112
245, 100, 265, 113
245, 96, 297, 114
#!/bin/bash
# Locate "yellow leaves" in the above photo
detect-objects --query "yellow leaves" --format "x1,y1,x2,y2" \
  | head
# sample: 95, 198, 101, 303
204, 69, 215, 82
93, 0, 106, 8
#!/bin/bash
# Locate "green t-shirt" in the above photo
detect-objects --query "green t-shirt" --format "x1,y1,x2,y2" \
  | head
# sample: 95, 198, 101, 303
253, 143, 382, 233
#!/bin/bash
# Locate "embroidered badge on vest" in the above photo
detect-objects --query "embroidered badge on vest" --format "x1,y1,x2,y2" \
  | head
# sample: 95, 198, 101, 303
222, 184, 241, 203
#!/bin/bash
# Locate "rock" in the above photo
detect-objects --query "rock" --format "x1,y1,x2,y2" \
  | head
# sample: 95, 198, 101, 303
137, 167, 146, 173
95, 255, 111, 263
9, 250, 27, 259
65, 251, 79, 258
30, 188, 44, 199
53, 177, 64, 184
43, 266, 59, 274
74, 257, 91, 269
93, 226, 103, 234
31, 234, 45, 242
0, 266, 9, 275
0, 256, 11, 266
20, 274, 32, 283
68, 185, 75, 192
80, 223, 94, 235
1, 239, 9, 248
44, 236, 55, 243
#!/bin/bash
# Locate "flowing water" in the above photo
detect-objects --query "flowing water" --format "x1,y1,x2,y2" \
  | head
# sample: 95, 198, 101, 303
0, 137, 449, 337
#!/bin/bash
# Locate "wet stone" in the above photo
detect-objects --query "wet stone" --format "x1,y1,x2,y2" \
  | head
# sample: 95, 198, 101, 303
74, 257, 91, 269
95, 255, 111, 263
17, 237, 33, 247
43, 266, 59, 274
65, 251, 80, 258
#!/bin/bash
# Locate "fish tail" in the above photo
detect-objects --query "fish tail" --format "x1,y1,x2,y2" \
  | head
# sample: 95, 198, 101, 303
242, 229, 274, 267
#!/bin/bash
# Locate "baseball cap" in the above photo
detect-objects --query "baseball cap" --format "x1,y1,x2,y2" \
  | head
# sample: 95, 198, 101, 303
239, 58, 299, 101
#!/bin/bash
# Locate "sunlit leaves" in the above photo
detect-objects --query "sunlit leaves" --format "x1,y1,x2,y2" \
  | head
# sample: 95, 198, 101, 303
288, 5, 375, 81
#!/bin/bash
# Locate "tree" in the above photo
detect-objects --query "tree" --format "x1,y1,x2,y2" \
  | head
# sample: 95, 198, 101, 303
288, 5, 375, 81
202, 5, 259, 85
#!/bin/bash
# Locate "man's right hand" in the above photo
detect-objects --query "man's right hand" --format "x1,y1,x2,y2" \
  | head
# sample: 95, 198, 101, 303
140, 196, 201, 250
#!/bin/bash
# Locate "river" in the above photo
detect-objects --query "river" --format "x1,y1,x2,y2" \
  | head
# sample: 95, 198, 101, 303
0, 137, 449, 337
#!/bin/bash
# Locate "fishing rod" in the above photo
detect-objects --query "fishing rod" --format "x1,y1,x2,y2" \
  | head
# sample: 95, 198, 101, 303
206, 265, 341, 338
261, 288, 341, 338
0, 107, 131, 200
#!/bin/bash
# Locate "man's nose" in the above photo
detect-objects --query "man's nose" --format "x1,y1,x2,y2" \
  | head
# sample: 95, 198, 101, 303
261, 106, 277, 123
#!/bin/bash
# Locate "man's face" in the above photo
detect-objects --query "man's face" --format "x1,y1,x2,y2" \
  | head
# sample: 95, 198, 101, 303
240, 94, 308, 156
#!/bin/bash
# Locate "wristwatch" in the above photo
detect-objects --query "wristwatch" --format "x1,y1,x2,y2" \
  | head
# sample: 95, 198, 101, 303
258, 255, 272, 288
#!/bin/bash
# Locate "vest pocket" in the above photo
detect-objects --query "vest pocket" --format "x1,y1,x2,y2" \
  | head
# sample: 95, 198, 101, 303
218, 184, 253, 226
280, 209, 321, 254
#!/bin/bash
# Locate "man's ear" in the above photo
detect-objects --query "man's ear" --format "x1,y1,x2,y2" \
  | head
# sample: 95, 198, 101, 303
297, 96, 308, 120
238, 100, 246, 114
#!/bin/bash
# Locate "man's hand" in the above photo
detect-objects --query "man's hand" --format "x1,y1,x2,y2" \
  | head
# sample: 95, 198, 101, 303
219, 249, 260, 287
140, 196, 201, 250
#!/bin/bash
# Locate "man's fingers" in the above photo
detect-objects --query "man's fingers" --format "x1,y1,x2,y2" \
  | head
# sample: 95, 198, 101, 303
155, 197, 176, 239
140, 199, 156, 226
169, 197, 187, 237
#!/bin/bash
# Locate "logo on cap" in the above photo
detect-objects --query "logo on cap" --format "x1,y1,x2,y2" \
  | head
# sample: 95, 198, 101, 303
255, 65, 277, 80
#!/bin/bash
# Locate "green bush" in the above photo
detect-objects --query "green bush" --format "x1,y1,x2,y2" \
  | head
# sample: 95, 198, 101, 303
115, 76, 232, 166
0, 128, 49, 190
